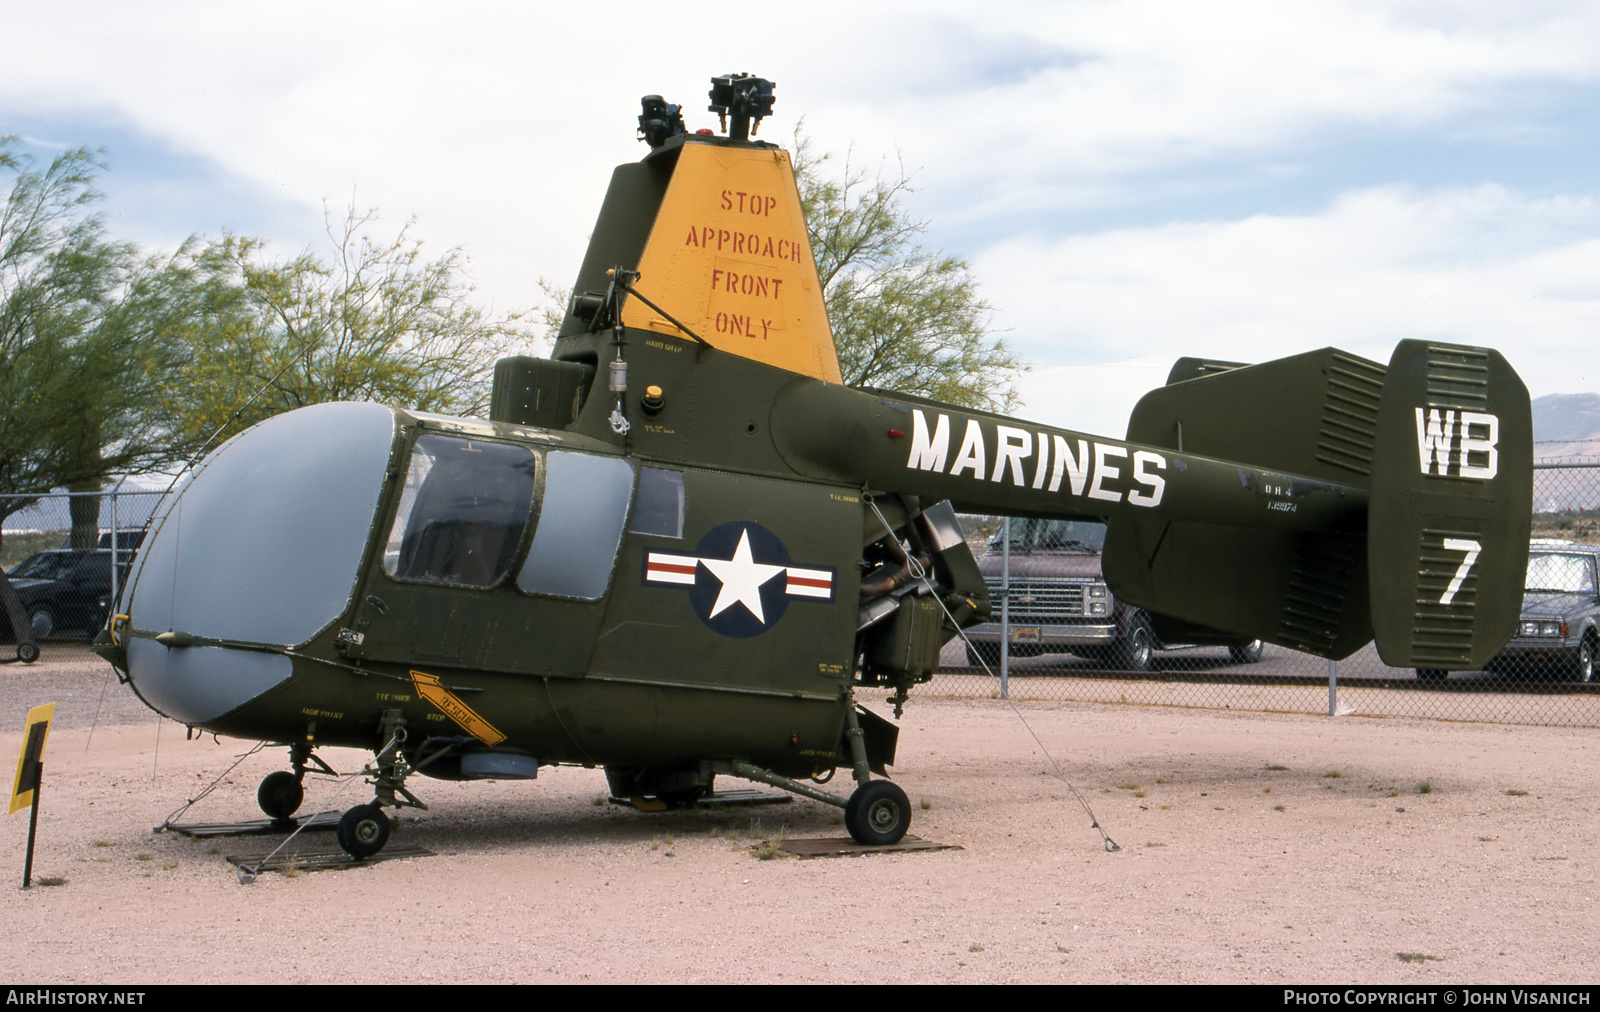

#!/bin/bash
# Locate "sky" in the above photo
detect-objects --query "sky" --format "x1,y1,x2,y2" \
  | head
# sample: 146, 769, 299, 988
4, 1, 1598, 442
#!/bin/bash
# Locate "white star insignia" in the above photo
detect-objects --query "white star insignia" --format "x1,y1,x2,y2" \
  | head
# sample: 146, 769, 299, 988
699, 530, 786, 624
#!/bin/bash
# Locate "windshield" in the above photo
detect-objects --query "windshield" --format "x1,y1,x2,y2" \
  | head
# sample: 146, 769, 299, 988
990, 518, 1107, 553
9, 552, 81, 580
128, 401, 396, 645
1525, 552, 1598, 595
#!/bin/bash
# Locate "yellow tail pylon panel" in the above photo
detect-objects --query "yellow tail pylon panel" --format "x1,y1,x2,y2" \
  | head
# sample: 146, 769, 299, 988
624, 142, 842, 384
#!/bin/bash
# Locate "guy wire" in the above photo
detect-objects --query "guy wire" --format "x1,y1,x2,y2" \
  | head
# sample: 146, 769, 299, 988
865, 494, 1120, 852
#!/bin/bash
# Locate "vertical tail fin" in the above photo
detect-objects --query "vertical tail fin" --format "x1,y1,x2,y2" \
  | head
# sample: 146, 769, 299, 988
1367, 340, 1532, 668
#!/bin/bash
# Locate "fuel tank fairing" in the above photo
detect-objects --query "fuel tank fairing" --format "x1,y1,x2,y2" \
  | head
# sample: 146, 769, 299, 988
120, 402, 397, 725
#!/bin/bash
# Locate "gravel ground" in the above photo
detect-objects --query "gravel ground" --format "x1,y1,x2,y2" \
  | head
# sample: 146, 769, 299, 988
1, 646, 1595, 984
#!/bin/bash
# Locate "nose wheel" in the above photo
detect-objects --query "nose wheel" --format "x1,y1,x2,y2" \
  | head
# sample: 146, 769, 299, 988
256, 770, 304, 823
255, 739, 337, 824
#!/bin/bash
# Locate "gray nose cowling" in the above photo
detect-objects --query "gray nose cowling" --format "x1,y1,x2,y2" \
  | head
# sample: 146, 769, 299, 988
122, 402, 396, 725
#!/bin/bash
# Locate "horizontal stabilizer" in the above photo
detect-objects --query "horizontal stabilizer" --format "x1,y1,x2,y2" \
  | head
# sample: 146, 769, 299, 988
1104, 518, 1373, 659
1128, 347, 1387, 486
1106, 348, 1389, 658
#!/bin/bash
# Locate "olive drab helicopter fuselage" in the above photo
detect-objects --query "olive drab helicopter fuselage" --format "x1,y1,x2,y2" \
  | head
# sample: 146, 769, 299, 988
94, 73, 1533, 859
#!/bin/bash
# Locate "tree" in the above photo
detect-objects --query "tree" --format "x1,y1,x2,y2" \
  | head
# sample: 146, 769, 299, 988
792, 132, 1022, 412
163, 207, 532, 450
0, 137, 199, 644
0, 138, 188, 546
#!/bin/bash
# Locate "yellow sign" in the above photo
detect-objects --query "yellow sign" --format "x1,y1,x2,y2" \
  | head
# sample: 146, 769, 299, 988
625, 143, 842, 384
9, 703, 54, 815
408, 671, 506, 746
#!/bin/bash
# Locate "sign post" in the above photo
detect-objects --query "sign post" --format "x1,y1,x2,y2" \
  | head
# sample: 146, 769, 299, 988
10, 703, 55, 889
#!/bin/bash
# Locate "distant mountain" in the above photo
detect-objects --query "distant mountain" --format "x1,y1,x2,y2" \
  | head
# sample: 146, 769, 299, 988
1530, 393, 1600, 511
1533, 393, 1600, 444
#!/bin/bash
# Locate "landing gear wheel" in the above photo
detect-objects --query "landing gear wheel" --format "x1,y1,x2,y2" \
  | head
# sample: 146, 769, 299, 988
1415, 668, 1448, 682
257, 770, 304, 821
1229, 640, 1264, 664
15, 642, 38, 664
661, 774, 714, 810
844, 780, 911, 847
336, 803, 391, 859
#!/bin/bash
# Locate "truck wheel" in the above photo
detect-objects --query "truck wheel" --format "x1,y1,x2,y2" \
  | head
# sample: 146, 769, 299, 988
965, 641, 1002, 668
28, 608, 55, 641
1228, 640, 1264, 664
1115, 620, 1154, 672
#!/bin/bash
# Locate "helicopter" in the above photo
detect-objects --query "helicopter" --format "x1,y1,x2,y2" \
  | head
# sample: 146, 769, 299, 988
93, 72, 1532, 859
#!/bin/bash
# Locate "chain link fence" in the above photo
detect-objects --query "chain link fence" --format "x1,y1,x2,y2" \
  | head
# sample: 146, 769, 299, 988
1, 489, 167, 647
936, 462, 1600, 728
8, 468, 1600, 729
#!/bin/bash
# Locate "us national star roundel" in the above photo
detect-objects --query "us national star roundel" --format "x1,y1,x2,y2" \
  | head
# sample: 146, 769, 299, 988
642, 521, 836, 638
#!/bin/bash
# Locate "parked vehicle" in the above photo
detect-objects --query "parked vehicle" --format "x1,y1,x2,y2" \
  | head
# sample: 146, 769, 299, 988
964, 518, 1262, 672
1423, 540, 1600, 683
2, 549, 132, 641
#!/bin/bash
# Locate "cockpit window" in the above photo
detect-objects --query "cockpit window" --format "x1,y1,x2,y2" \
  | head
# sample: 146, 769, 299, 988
516, 451, 634, 600
384, 434, 538, 588
629, 467, 684, 539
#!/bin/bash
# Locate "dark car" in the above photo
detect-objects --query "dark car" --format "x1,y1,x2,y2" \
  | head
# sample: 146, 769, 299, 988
1437, 540, 1600, 683
964, 517, 1262, 672
2, 548, 131, 641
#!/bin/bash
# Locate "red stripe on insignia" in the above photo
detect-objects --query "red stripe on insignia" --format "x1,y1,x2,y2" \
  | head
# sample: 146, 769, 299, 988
788, 575, 831, 589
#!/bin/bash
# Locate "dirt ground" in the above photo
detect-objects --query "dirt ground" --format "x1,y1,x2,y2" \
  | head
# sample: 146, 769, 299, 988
1, 647, 1595, 985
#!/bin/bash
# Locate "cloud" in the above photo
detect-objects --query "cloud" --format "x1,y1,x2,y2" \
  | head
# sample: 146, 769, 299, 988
981, 183, 1600, 432
4, 1, 1598, 434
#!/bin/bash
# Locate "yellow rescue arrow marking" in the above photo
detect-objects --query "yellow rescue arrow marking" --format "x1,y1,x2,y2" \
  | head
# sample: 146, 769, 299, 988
408, 671, 506, 746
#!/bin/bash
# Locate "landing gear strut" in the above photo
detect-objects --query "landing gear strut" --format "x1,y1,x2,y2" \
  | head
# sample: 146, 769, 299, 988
724, 694, 914, 847
840, 701, 911, 845
336, 709, 425, 859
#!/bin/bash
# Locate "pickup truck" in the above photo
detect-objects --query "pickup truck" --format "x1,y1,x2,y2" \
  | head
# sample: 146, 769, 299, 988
963, 517, 1262, 672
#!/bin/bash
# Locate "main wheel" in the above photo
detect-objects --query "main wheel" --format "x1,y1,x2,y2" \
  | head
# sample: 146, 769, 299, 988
335, 803, 391, 858
1114, 619, 1154, 672
1229, 640, 1264, 664
844, 780, 911, 847
1576, 638, 1596, 684
28, 607, 55, 641
257, 770, 304, 821
965, 641, 1002, 668
661, 774, 714, 810
1415, 668, 1449, 682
